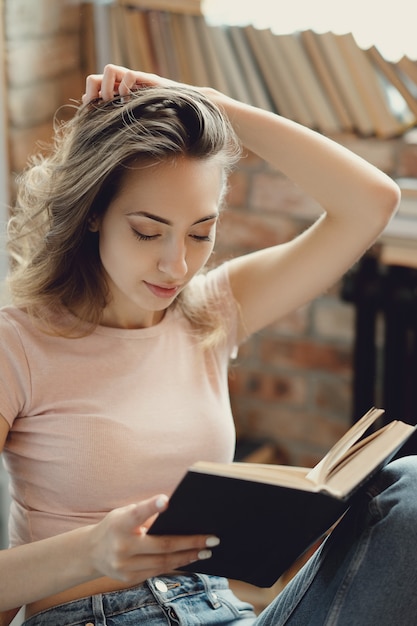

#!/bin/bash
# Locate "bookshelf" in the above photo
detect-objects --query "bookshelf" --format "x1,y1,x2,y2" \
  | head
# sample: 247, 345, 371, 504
116, 0, 202, 15
94, 1, 417, 140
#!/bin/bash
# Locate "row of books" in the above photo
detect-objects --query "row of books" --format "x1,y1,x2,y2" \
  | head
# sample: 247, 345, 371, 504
97, 1, 417, 139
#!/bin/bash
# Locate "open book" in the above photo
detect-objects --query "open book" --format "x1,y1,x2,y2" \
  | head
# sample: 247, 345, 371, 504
149, 408, 416, 587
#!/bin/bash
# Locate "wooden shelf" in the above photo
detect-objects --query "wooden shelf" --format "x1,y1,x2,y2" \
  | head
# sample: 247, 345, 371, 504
116, 0, 202, 15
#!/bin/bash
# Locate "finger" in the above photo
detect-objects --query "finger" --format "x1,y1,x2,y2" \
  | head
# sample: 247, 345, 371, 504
117, 545, 215, 583
82, 64, 131, 104
82, 74, 104, 104
117, 495, 169, 535
100, 64, 131, 100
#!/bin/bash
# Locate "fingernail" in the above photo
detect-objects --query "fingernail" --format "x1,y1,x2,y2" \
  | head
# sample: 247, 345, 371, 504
206, 536, 220, 548
155, 495, 169, 510
198, 549, 212, 560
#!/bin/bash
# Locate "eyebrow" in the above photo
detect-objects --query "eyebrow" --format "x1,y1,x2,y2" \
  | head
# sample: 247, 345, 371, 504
127, 211, 219, 226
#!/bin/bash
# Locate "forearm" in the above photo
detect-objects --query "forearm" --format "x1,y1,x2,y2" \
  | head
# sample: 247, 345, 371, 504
0, 497, 217, 612
207, 89, 400, 224
0, 526, 95, 611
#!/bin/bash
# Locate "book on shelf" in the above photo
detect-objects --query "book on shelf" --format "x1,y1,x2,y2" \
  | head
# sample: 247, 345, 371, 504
119, 6, 156, 73
178, 14, 212, 87
206, 24, 253, 103
264, 29, 317, 128
334, 32, 408, 138
149, 407, 416, 587
97, 6, 416, 141
154, 11, 184, 81
299, 30, 354, 133
108, 4, 126, 67
314, 31, 375, 136
396, 55, 417, 89
271, 32, 341, 135
227, 25, 274, 112
243, 25, 294, 118
145, 10, 173, 77
169, 12, 195, 84
366, 45, 417, 122
194, 19, 232, 95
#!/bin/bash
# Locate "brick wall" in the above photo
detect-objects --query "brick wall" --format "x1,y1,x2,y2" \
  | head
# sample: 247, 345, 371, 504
220, 137, 417, 467
3, 0, 91, 176
2, 1, 417, 467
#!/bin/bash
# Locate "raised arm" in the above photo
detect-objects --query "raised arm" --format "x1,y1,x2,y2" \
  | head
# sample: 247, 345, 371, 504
84, 65, 400, 340
209, 96, 400, 337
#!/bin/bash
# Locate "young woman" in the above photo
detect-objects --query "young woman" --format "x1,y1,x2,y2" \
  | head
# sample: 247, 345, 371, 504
1, 64, 416, 625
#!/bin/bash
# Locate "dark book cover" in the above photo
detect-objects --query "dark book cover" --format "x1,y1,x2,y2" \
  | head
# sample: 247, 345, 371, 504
149, 471, 347, 587
149, 422, 417, 587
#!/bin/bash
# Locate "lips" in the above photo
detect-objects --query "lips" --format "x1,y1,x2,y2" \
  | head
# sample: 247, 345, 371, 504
144, 281, 182, 299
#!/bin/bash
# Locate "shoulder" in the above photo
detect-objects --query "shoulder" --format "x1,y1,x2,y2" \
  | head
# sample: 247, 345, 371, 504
190, 262, 235, 303
0, 306, 34, 339
0, 307, 33, 424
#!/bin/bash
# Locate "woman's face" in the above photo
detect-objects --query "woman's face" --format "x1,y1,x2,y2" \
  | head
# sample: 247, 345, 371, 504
93, 157, 224, 329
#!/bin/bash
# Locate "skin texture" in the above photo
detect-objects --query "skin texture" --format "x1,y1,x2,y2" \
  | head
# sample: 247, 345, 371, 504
0, 64, 400, 620
91, 158, 222, 330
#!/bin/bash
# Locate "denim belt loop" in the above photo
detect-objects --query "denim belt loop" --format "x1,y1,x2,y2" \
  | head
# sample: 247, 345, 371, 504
91, 593, 107, 626
197, 573, 222, 609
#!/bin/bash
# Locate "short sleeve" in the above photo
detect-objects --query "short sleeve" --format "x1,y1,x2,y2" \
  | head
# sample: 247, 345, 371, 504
197, 262, 240, 358
0, 310, 31, 425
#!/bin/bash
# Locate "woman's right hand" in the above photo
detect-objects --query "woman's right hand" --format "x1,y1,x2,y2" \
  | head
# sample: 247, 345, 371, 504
0, 493, 217, 612
82, 64, 188, 104
87, 494, 217, 586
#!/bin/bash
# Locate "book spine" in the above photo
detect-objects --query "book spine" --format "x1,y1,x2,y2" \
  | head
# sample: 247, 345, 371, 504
367, 46, 417, 119
299, 30, 354, 133
334, 32, 405, 138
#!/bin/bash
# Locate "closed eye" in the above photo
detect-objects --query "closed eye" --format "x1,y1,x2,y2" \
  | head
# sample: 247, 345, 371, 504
132, 229, 160, 241
190, 234, 212, 242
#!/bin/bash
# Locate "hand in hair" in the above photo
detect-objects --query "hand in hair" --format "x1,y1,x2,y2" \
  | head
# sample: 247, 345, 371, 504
82, 64, 183, 104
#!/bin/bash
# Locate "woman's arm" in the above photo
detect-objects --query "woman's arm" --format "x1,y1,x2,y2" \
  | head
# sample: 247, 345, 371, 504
84, 65, 400, 338
208, 95, 400, 337
0, 416, 215, 611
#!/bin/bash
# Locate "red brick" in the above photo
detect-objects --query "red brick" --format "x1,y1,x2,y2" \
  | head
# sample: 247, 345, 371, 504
250, 172, 323, 219
226, 170, 249, 208
313, 376, 352, 414
228, 368, 307, 405
215, 209, 297, 254
267, 304, 310, 336
242, 406, 350, 466
259, 336, 352, 374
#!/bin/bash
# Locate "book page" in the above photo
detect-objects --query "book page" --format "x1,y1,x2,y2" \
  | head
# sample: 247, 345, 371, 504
192, 461, 314, 491
322, 420, 415, 495
306, 407, 384, 485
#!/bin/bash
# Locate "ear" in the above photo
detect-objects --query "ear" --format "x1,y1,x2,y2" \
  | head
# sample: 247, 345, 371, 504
88, 215, 100, 233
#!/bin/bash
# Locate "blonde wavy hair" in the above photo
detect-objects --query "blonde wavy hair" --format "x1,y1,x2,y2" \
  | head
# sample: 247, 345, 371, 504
7, 87, 241, 345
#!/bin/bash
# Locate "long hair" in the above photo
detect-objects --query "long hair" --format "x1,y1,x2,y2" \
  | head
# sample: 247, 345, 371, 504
7, 87, 241, 343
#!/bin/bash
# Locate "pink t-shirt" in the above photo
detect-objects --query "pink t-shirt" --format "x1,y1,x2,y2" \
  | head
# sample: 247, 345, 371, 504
1, 264, 238, 547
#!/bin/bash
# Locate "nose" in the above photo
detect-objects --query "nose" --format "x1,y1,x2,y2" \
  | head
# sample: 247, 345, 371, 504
157, 239, 188, 279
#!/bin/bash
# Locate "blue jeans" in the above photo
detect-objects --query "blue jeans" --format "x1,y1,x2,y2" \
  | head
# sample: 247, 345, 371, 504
22, 457, 417, 625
